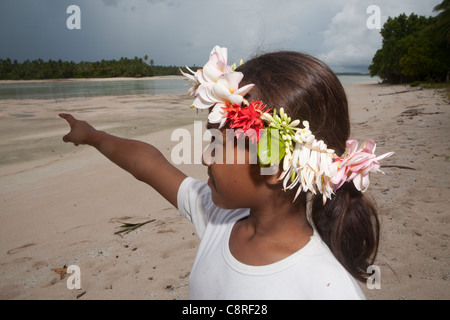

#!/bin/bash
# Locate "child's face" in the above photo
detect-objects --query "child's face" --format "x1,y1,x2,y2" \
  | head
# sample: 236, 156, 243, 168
202, 126, 264, 209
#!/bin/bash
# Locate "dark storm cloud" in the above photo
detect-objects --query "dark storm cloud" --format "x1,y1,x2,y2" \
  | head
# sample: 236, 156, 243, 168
0, 0, 441, 72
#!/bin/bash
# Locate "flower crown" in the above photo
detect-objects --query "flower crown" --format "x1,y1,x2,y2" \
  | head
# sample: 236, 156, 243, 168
181, 46, 394, 204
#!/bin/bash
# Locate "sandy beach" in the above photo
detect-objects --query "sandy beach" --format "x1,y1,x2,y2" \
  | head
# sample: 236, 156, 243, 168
0, 81, 448, 300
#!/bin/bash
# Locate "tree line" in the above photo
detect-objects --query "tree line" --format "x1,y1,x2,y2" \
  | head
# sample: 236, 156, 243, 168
0, 56, 191, 80
369, 0, 450, 83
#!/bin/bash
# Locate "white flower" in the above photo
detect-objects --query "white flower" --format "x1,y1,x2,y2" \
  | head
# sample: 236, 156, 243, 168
179, 66, 205, 96
294, 121, 312, 143
279, 128, 336, 203
202, 46, 233, 83
195, 72, 254, 110
181, 45, 254, 114
207, 104, 228, 128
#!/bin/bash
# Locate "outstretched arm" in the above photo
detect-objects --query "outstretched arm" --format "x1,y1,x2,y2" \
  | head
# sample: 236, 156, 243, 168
59, 113, 186, 208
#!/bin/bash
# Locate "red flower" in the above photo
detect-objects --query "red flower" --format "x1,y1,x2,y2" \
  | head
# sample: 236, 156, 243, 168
223, 100, 270, 144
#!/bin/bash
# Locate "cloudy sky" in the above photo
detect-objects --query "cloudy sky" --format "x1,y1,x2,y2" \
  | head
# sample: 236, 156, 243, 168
0, 0, 442, 73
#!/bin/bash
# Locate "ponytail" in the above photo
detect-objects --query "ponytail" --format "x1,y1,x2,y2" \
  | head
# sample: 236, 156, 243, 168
312, 182, 380, 282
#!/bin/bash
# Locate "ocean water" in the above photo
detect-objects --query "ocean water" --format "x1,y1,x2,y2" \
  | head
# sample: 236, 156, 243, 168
0, 75, 378, 100
0, 77, 189, 100
338, 74, 379, 84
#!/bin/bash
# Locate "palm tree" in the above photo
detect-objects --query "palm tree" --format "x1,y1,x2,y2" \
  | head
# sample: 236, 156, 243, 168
433, 0, 450, 43
433, 0, 450, 81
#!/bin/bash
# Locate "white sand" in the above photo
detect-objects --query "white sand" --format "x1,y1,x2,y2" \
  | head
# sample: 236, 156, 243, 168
0, 82, 448, 299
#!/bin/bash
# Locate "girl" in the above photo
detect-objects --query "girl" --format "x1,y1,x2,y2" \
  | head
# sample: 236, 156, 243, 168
60, 46, 392, 299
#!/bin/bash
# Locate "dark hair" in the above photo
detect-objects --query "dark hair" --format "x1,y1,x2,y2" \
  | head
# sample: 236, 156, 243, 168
237, 51, 379, 282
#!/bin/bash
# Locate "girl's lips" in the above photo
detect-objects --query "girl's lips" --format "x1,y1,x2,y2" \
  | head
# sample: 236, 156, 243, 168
207, 176, 216, 189
207, 169, 216, 189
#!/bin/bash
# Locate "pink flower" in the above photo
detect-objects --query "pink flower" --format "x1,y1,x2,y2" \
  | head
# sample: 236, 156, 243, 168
330, 140, 394, 192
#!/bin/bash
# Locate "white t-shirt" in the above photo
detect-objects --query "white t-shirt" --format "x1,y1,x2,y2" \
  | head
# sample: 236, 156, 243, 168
177, 177, 366, 300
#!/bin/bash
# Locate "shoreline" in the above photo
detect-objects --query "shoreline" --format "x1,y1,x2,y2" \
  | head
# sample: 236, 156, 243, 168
0, 75, 379, 86
0, 75, 185, 85
0, 82, 448, 300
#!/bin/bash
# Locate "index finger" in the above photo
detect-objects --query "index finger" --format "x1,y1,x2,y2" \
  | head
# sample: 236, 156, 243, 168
58, 113, 77, 126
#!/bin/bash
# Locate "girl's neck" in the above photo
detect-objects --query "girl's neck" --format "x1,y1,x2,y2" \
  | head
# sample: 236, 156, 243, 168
248, 186, 312, 234
247, 204, 310, 237
229, 194, 313, 266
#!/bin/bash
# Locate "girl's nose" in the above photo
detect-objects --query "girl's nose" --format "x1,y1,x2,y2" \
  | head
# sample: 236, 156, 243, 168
202, 143, 213, 167
201, 148, 209, 167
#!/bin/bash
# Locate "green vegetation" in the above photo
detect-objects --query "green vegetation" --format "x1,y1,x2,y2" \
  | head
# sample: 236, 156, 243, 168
369, 0, 450, 83
420, 81, 450, 101
0, 56, 195, 80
